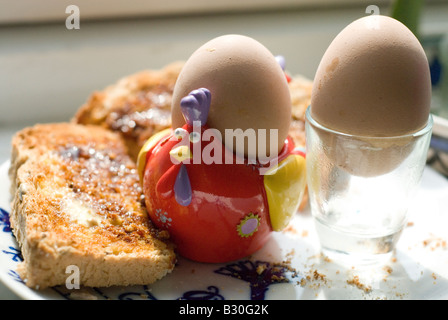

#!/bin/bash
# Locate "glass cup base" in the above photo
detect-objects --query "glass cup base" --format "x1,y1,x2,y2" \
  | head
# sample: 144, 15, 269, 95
314, 218, 401, 265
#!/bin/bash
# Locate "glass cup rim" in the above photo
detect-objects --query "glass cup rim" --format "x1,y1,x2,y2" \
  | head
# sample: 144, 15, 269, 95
305, 105, 433, 140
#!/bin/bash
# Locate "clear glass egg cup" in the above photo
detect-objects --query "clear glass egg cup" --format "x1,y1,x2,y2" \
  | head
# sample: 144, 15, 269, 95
305, 106, 433, 263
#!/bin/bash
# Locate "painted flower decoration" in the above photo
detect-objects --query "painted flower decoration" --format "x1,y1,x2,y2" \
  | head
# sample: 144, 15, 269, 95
237, 213, 260, 238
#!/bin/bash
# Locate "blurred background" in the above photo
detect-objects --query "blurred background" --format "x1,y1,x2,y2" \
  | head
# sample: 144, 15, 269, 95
0, 0, 448, 170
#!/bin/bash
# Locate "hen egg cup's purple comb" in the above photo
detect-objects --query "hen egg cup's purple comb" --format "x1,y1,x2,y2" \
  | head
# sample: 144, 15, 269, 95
180, 88, 211, 126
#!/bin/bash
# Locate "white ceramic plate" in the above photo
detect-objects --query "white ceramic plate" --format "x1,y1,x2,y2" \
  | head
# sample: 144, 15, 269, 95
0, 160, 447, 300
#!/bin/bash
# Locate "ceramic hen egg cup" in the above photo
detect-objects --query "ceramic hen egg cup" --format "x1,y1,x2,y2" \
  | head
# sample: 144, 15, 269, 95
305, 106, 433, 263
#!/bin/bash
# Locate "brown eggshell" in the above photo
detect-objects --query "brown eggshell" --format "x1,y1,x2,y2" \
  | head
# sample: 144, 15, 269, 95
310, 15, 431, 137
309, 16, 432, 177
171, 34, 291, 160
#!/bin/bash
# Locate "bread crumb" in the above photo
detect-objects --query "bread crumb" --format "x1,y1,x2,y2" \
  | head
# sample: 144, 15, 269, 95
286, 248, 296, 259
272, 274, 286, 282
311, 269, 326, 282
283, 225, 297, 234
256, 264, 267, 275
422, 234, 447, 251
346, 275, 371, 293
383, 265, 393, 274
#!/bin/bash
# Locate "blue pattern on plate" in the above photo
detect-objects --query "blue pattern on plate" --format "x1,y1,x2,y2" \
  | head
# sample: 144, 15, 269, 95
215, 260, 292, 300
0, 208, 11, 233
7, 269, 24, 284
2, 246, 22, 262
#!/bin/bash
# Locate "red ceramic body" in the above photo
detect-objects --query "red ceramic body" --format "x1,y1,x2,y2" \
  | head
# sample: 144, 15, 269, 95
142, 124, 296, 263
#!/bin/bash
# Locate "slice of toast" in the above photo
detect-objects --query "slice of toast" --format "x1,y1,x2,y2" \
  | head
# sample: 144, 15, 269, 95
9, 123, 176, 289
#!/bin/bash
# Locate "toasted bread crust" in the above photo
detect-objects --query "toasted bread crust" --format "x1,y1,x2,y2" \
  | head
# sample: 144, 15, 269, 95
73, 62, 184, 161
9, 123, 176, 289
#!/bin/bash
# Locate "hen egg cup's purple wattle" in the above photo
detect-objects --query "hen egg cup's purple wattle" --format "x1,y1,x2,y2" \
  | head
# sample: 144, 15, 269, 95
137, 87, 307, 263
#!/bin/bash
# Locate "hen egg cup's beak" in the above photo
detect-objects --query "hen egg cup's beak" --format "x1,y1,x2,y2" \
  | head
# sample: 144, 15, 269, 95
169, 145, 193, 163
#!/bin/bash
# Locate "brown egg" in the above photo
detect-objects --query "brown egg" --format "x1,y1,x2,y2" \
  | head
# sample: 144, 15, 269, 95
309, 15, 432, 177
171, 34, 291, 160
311, 15, 431, 137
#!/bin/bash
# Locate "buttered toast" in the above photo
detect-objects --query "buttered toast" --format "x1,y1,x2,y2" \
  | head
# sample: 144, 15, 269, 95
9, 123, 176, 289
